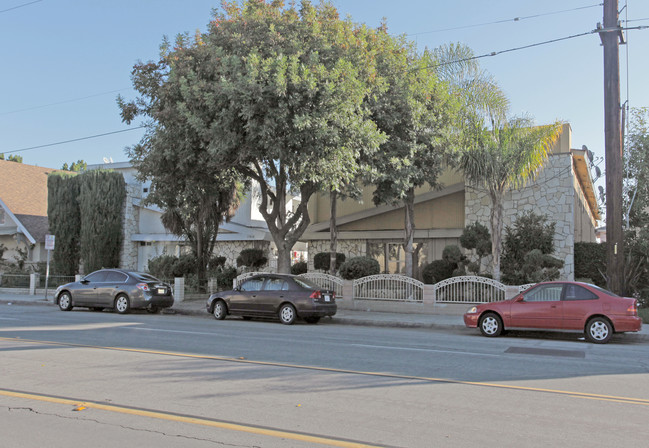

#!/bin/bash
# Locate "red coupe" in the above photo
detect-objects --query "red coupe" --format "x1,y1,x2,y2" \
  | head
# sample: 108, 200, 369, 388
463, 281, 642, 343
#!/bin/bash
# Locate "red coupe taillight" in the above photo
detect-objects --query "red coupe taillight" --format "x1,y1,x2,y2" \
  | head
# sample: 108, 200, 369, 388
627, 301, 638, 316
309, 290, 321, 300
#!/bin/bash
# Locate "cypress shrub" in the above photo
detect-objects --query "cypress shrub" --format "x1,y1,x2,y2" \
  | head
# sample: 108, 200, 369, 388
78, 170, 126, 272
47, 173, 81, 275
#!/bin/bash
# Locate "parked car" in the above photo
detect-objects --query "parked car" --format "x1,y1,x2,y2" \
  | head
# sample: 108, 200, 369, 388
206, 273, 337, 325
55, 269, 174, 314
463, 281, 642, 343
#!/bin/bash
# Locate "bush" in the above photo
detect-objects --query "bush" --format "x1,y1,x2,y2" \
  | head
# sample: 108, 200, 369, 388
236, 248, 268, 269
147, 254, 196, 279
339, 256, 380, 280
209, 256, 226, 270
214, 265, 238, 290
291, 261, 308, 275
422, 259, 455, 284
313, 252, 346, 271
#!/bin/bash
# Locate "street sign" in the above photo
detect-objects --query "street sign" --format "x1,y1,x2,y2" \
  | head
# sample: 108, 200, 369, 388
45, 234, 55, 251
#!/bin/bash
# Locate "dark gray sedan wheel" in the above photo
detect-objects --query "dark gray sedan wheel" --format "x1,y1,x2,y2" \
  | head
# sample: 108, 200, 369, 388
58, 292, 73, 311
115, 294, 130, 314
479, 312, 503, 337
585, 317, 613, 344
279, 304, 296, 325
212, 300, 227, 320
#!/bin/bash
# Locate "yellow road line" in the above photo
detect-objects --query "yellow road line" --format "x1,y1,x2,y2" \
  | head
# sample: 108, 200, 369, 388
2, 336, 649, 407
0, 388, 386, 448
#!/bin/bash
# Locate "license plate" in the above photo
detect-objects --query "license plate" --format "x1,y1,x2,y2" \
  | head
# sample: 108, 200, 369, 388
157, 288, 165, 294
324, 295, 330, 302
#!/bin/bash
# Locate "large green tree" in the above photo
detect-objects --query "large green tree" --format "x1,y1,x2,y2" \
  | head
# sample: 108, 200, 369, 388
369, 35, 458, 278
119, 35, 245, 288
121, 0, 385, 273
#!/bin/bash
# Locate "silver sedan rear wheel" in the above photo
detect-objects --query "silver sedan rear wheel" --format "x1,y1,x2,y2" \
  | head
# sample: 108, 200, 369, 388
279, 304, 296, 325
585, 317, 612, 344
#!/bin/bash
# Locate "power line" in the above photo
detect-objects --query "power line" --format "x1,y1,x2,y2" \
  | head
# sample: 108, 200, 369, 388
407, 3, 603, 36
0, 88, 131, 116
426, 25, 647, 70
0, 0, 42, 14
2, 126, 145, 154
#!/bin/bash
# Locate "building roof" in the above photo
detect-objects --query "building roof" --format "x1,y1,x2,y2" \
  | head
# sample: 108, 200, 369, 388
0, 160, 66, 243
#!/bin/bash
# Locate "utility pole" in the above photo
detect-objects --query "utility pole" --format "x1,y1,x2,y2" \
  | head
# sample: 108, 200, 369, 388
598, 0, 625, 294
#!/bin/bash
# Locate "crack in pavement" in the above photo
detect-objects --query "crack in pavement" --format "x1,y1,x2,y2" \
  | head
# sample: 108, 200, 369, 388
5, 406, 256, 447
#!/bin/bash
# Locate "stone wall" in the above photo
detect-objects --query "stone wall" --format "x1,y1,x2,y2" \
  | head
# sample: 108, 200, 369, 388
307, 239, 367, 271
465, 153, 575, 280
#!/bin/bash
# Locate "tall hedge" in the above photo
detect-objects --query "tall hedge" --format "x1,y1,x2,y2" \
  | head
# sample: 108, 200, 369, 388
574, 241, 607, 287
78, 170, 126, 272
47, 173, 81, 275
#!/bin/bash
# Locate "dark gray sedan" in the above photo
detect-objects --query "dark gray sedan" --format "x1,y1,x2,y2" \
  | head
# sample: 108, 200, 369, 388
207, 274, 337, 325
55, 269, 174, 314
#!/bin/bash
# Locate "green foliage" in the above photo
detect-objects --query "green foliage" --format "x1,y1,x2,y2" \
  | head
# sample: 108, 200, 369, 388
421, 244, 465, 283
291, 261, 308, 275
0, 154, 22, 162
422, 260, 454, 284
625, 108, 649, 228
501, 211, 564, 284
119, 0, 388, 273
574, 242, 607, 287
313, 252, 346, 272
209, 256, 226, 270
61, 160, 87, 172
236, 248, 268, 269
47, 173, 81, 275
213, 265, 238, 291
339, 256, 380, 280
147, 254, 196, 279
460, 221, 491, 275
78, 170, 126, 273
460, 221, 491, 257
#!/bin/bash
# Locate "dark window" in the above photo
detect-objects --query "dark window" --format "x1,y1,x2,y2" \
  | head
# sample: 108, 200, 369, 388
84, 271, 108, 283
265, 278, 288, 291
564, 284, 598, 301
104, 271, 128, 283
523, 284, 562, 302
241, 278, 264, 292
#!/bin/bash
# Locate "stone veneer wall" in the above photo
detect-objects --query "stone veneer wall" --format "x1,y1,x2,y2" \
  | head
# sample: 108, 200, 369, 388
465, 153, 575, 280
307, 239, 367, 271
213, 240, 271, 268
120, 183, 141, 270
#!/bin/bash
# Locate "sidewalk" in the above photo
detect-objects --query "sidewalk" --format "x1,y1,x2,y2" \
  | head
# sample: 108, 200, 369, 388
1, 291, 647, 341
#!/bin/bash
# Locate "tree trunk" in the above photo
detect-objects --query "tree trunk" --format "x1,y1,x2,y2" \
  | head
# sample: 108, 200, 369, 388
490, 192, 504, 282
329, 191, 338, 274
276, 242, 292, 274
404, 188, 415, 278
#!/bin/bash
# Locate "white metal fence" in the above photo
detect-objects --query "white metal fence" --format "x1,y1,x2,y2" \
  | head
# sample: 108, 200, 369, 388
299, 273, 344, 298
353, 274, 424, 302
433, 276, 506, 304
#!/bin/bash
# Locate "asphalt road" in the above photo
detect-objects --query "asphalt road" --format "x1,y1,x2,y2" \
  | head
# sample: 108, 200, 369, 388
1, 305, 648, 447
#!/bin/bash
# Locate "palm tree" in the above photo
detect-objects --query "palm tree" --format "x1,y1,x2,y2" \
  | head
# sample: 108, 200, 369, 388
458, 117, 563, 281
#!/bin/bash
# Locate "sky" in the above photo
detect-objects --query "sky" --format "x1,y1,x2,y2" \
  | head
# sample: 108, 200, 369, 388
1, 0, 648, 185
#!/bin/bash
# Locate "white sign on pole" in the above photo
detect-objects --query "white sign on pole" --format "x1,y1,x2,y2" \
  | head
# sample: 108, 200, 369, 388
45, 234, 55, 251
